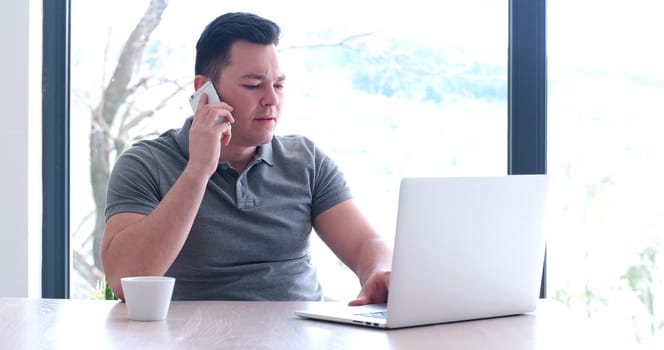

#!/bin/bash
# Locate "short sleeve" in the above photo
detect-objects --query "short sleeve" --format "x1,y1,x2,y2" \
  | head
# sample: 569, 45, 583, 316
310, 145, 353, 218
104, 144, 162, 220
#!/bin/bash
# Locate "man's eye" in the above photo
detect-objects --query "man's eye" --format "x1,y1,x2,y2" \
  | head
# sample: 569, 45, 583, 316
243, 85, 260, 89
274, 84, 285, 90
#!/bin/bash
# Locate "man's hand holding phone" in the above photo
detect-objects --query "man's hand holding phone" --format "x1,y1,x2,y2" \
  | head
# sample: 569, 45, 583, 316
187, 80, 235, 178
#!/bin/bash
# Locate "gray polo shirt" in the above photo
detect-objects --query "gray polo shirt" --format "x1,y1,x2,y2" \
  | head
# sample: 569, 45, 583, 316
105, 117, 352, 301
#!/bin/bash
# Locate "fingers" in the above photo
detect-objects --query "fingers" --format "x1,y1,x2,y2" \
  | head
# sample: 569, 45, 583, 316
217, 118, 233, 146
215, 117, 233, 131
193, 96, 235, 133
220, 121, 232, 146
348, 295, 370, 306
195, 92, 208, 113
187, 93, 236, 177
347, 271, 390, 306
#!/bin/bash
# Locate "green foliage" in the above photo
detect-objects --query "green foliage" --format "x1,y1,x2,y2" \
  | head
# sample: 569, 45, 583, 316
551, 288, 572, 306
105, 279, 118, 300
621, 242, 663, 343
90, 279, 118, 301
622, 245, 658, 310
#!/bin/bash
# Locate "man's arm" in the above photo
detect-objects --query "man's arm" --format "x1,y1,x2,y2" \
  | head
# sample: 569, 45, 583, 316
102, 92, 233, 299
313, 199, 393, 305
101, 167, 210, 300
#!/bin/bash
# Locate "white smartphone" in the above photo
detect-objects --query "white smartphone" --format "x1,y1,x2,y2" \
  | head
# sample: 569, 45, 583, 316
189, 80, 221, 113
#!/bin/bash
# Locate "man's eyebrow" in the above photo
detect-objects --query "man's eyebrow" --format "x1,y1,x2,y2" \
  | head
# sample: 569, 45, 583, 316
241, 73, 286, 81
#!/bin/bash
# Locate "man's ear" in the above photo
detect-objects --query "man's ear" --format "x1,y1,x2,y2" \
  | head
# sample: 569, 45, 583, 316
193, 75, 210, 90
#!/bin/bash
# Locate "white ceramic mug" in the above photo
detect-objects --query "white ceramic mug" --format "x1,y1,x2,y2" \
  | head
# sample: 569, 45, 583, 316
120, 276, 175, 321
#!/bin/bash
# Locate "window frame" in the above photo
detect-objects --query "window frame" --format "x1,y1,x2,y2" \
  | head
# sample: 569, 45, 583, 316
508, 0, 548, 297
41, 0, 547, 298
42, 0, 70, 298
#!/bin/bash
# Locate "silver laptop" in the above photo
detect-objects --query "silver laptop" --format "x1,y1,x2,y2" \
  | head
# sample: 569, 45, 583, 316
296, 175, 550, 329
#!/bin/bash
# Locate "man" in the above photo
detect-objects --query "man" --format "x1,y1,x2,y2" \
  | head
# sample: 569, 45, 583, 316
101, 12, 391, 305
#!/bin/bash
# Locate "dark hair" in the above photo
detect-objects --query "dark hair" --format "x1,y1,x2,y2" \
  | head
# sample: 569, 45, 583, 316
195, 12, 281, 80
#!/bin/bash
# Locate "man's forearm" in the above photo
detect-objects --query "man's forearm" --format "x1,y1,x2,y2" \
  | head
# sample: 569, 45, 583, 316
356, 237, 393, 286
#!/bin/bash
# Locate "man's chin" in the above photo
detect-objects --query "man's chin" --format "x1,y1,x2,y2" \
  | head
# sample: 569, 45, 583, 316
246, 134, 274, 147
259, 133, 274, 145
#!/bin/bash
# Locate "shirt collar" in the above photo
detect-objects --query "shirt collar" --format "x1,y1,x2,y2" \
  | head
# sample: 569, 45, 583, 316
256, 140, 275, 166
174, 117, 193, 159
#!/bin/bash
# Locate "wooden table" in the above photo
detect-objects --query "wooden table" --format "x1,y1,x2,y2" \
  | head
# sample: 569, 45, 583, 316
0, 298, 602, 349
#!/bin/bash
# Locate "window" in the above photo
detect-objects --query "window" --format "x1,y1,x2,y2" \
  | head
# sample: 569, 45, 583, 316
548, 0, 664, 346
68, 0, 508, 300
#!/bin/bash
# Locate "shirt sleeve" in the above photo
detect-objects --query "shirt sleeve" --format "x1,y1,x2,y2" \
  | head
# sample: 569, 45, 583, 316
104, 143, 162, 220
310, 144, 353, 218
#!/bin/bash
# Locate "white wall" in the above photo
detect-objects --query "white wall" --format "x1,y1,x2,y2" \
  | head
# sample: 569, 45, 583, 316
0, 0, 42, 297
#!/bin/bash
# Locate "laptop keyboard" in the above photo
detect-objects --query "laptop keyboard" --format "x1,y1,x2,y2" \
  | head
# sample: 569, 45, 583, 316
356, 311, 387, 319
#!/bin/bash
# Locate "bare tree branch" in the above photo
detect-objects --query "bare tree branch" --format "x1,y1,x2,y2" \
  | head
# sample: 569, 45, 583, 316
88, 0, 170, 274
280, 32, 373, 51
121, 79, 192, 133
96, 0, 169, 124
